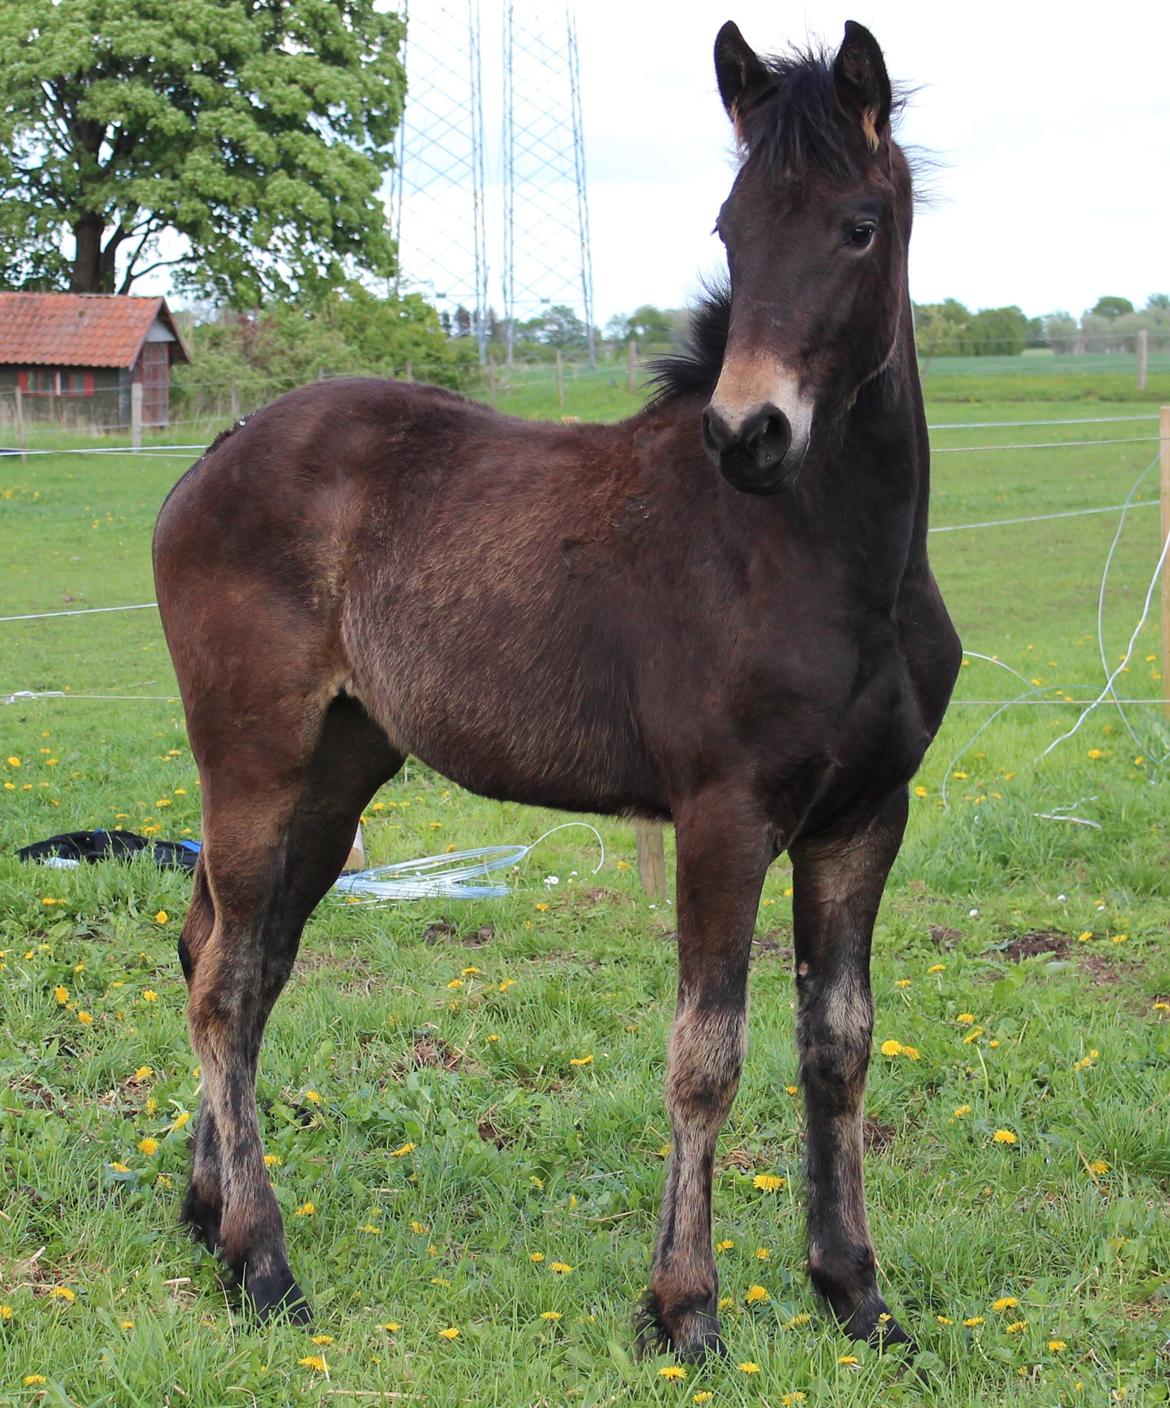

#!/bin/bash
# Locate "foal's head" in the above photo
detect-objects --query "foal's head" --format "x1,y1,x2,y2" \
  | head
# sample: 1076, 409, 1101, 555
703, 21, 913, 494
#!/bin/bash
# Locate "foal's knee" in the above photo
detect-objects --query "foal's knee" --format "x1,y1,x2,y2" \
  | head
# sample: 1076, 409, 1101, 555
666, 1002, 746, 1126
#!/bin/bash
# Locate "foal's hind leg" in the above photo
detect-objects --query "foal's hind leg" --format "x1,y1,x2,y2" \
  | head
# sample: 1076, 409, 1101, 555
181, 694, 401, 1319
638, 797, 772, 1361
789, 790, 913, 1349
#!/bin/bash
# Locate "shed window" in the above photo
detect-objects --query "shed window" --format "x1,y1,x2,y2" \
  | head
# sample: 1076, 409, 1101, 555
17, 369, 93, 397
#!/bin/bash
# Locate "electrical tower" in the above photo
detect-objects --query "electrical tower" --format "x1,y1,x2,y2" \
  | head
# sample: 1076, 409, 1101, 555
390, 0, 489, 363
391, 2, 596, 369
502, 2, 595, 365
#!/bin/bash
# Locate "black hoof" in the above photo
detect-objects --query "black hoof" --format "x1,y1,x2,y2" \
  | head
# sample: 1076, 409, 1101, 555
180, 1184, 222, 1253
242, 1263, 313, 1326
635, 1291, 725, 1363
844, 1297, 916, 1354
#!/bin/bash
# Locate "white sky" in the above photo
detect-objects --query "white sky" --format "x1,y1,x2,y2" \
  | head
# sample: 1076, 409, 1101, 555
573, 0, 1170, 323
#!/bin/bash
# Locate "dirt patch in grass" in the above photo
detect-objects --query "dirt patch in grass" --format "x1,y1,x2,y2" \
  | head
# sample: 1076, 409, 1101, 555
396, 1029, 468, 1075
1080, 953, 1123, 985
1001, 931, 1070, 962
929, 924, 963, 949
477, 1112, 512, 1148
420, 920, 458, 945
863, 1118, 897, 1154
754, 930, 793, 960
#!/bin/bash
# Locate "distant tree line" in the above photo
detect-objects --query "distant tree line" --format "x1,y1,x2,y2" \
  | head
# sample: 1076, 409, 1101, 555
913, 294, 1169, 357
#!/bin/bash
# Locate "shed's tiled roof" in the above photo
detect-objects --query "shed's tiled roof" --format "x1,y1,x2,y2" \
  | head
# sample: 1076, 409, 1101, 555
0, 293, 189, 368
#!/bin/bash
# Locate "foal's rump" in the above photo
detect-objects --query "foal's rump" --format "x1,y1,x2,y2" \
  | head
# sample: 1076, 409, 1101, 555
154, 377, 659, 815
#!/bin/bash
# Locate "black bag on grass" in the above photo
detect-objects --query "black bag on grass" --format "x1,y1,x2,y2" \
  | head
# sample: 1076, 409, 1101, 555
17, 828, 200, 872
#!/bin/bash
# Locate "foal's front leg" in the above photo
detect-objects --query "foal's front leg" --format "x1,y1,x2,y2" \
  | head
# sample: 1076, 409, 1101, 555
638, 802, 771, 1361
789, 791, 913, 1348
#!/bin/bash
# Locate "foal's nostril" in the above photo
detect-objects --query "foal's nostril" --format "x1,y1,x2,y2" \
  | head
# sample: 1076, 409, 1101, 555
743, 404, 791, 470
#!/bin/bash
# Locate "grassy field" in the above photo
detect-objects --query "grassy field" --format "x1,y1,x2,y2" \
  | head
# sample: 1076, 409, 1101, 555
1, 368, 1169, 1407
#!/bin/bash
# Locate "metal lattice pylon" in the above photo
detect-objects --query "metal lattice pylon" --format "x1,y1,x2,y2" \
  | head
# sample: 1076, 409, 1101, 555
502, 1, 595, 366
390, 0, 489, 362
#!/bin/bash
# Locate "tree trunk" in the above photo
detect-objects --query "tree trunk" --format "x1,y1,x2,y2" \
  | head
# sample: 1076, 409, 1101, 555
70, 213, 114, 292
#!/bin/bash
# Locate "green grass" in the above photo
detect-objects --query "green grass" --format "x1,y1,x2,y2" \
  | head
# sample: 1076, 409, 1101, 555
2, 369, 1169, 1406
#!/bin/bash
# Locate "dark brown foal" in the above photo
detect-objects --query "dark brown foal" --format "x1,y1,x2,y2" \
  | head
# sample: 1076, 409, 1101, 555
155, 18, 959, 1357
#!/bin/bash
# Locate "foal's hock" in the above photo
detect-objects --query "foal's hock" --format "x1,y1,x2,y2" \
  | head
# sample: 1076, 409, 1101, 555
154, 17, 959, 1359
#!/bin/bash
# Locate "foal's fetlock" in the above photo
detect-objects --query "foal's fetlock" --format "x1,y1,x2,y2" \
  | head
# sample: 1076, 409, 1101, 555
812, 1265, 916, 1354
635, 1286, 724, 1363
180, 1180, 223, 1252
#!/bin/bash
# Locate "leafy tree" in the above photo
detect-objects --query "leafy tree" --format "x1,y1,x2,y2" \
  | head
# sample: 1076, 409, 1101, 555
1146, 293, 1170, 311
1091, 296, 1135, 320
0, 0, 405, 304
516, 305, 591, 351
969, 306, 1028, 356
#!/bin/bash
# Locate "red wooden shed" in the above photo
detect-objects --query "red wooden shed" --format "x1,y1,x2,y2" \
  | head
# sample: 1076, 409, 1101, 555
0, 293, 190, 429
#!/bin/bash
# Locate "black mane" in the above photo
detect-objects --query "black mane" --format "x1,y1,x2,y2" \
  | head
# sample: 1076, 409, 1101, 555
645, 282, 730, 410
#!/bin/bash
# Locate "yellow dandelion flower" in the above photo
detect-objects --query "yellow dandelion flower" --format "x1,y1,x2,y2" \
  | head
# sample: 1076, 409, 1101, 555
753, 1173, 784, 1191
550, 1262, 573, 1274
77, 1010, 93, 1024
142, 989, 158, 1003
738, 1362, 760, 1374
170, 1110, 191, 1132
953, 1104, 972, 1118
311, 1334, 334, 1345
1077, 931, 1093, 942
755, 1247, 770, 1260
53, 985, 69, 1004
1112, 933, 1128, 944
303, 1090, 322, 1104
901, 1045, 921, 1059
715, 1239, 734, 1251
446, 978, 463, 990
50, 1287, 76, 1302
390, 1142, 415, 1157
1087, 1159, 1110, 1175
438, 1326, 460, 1340
659, 1366, 687, 1380
992, 1297, 1018, 1311
1047, 1340, 1067, 1352
295, 1202, 316, 1217
838, 1354, 860, 1365
410, 1220, 429, 1235
263, 1153, 282, 1167
895, 978, 912, 989
381, 1321, 401, 1332
956, 1012, 975, 1024
540, 1310, 562, 1321
783, 1313, 812, 1329
963, 1026, 985, 1044
880, 1039, 903, 1056
498, 977, 516, 992
963, 1316, 984, 1327
133, 1065, 152, 1081
530, 1252, 545, 1263
937, 1315, 954, 1325
992, 1129, 1018, 1145
914, 785, 928, 797
138, 1137, 159, 1156
24, 1376, 47, 1386
154, 911, 168, 925
1087, 748, 1103, 759
534, 902, 550, 912
928, 963, 945, 973
1153, 1001, 1170, 1012
0, 1305, 11, 1319
781, 1395, 807, 1406
298, 1355, 327, 1371
745, 1284, 769, 1304
694, 1395, 714, 1405
7, 756, 20, 767
656, 1143, 672, 1158
785, 1084, 799, 1096
569, 1054, 593, 1066
1006, 1320, 1028, 1333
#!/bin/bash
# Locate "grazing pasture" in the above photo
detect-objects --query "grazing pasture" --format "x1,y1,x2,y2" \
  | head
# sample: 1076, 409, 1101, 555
1, 375, 1169, 1405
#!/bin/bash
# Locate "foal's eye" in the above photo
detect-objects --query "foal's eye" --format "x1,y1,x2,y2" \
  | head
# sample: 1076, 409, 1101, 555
845, 221, 877, 249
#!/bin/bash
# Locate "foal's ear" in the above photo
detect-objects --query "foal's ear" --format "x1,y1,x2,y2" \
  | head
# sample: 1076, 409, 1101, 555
832, 20, 892, 153
714, 21, 770, 137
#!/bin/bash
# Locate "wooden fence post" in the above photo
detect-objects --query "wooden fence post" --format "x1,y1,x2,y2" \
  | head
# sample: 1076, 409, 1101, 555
14, 384, 25, 463
636, 821, 666, 901
1137, 329, 1149, 392
627, 339, 638, 393
130, 380, 143, 450
555, 348, 565, 409
1161, 406, 1170, 718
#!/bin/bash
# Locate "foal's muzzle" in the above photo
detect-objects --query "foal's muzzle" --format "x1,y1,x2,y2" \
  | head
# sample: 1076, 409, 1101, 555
702, 402, 799, 495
